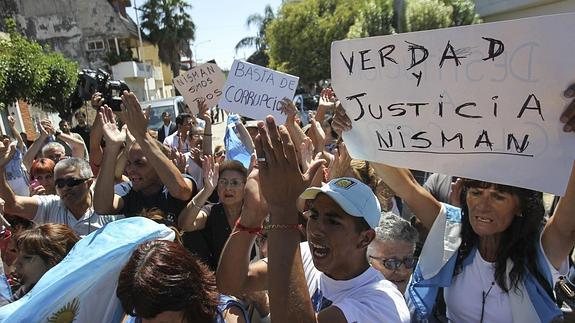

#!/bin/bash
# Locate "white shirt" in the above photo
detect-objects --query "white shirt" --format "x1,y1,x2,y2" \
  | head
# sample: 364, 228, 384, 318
163, 132, 191, 153
444, 242, 568, 323
162, 122, 173, 138
34, 194, 123, 237
300, 242, 410, 323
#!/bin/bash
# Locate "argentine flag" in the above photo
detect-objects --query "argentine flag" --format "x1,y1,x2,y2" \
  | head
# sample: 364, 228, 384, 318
0, 217, 175, 323
224, 114, 252, 169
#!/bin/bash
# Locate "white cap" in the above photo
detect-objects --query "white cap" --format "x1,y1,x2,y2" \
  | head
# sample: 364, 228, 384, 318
299, 177, 381, 229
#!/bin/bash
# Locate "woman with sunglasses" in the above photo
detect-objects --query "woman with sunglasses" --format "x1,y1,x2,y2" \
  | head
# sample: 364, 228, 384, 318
332, 84, 575, 322
28, 158, 56, 196
368, 212, 419, 294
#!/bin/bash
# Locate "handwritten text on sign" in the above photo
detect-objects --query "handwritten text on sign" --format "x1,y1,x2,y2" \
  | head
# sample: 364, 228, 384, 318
218, 60, 299, 123
173, 62, 225, 114
331, 13, 575, 195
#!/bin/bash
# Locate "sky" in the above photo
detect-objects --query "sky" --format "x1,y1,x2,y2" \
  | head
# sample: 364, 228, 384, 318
128, 0, 284, 71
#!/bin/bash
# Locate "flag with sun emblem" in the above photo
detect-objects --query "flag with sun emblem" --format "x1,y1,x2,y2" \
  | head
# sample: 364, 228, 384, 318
0, 217, 175, 323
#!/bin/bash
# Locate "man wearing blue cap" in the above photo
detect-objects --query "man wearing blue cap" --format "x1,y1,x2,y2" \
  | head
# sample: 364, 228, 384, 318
217, 116, 409, 323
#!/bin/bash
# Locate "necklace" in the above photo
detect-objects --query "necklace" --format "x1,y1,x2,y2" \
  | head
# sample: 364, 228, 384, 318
480, 281, 495, 323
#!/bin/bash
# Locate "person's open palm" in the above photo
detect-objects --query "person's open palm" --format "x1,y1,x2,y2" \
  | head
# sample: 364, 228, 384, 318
98, 106, 125, 145
0, 141, 15, 169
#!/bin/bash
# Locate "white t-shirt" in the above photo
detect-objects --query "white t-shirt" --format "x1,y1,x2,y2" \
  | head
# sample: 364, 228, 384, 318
185, 154, 204, 191
163, 132, 191, 153
300, 242, 410, 323
34, 195, 123, 237
444, 241, 568, 323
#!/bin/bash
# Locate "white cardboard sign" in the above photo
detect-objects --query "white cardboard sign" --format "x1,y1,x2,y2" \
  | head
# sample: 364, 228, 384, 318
173, 62, 225, 114
331, 13, 575, 195
218, 60, 299, 123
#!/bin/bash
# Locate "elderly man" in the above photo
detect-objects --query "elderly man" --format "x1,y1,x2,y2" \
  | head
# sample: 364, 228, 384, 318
0, 150, 121, 236
217, 116, 410, 323
94, 93, 196, 227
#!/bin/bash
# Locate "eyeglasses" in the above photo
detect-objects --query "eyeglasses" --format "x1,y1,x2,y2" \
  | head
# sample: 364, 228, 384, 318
54, 177, 90, 189
369, 256, 418, 270
217, 179, 244, 188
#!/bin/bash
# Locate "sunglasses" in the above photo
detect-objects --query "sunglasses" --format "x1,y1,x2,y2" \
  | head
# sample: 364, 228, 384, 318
54, 177, 90, 189
369, 256, 418, 270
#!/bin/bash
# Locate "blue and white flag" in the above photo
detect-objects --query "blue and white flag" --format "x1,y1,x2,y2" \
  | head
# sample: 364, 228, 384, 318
0, 217, 175, 323
224, 114, 252, 169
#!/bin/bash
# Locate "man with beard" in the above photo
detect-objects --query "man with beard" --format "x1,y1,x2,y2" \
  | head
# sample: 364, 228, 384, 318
217, 116, 410, 323
0, 151, 121, 236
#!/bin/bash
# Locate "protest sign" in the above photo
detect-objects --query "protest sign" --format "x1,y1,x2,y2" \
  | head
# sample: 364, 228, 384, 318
331, 13, 575, 195
218, 60, 299, 123
173, 62, 225, 114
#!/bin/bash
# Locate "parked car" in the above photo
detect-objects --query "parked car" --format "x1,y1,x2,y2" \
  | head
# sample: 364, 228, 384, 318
142, 96, 186, 130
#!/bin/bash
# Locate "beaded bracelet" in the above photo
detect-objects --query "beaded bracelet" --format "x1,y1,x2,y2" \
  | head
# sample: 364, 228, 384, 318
264, 223, 303, 231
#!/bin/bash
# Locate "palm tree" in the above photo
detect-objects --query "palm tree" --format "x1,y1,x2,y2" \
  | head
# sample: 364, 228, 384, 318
140, 0, 195, 77
235, 5, 275, 67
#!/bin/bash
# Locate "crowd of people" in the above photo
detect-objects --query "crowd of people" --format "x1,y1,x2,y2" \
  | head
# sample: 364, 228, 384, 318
0, 76, 573, 322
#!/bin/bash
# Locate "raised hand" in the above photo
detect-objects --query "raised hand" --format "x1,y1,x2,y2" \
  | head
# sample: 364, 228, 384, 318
40, 119, 55, 136
120, 91, 149, 138
171, 149, 187, 173
254, 116, 325, 215
328, 141, 352, 180
201, 155, 219, 193
331, 101, 353, 136
197, 100, 210, 122
91, 92, 105, 109
299, 137, 314, 172
278, 98, 298, 123
98, 106, 125, 146
308, 118, 326, 154
7, 116, 15, 128
318, 87, 336, 110
0, 141, 15, 169
561, 83, 575, 132
29, 184, 47, 196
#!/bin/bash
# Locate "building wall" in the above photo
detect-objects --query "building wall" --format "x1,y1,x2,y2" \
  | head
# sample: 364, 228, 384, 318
13, 0, 137, 70
475, 0, 575, 21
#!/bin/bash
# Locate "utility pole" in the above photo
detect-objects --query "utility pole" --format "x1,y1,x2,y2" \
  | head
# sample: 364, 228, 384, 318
133, 0, 150, 101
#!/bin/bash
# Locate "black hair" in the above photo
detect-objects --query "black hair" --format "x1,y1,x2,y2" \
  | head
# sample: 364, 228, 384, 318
175, 113, 191, 126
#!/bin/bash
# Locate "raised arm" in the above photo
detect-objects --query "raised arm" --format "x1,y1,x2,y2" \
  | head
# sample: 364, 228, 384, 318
7, 116, 24, 152
197, 101, 213, 156
22, 122, 51, 170
331, 103, 441, 230
57, 132, 87, 158
315, 88, 336, 125
0, 143, 38, 219
216, 167, 269, 296
93, 106, 125, 214
121, 91, 194, 201
178, 156, 218, 231
254, 116, 320, 322
542, 84, 575, 269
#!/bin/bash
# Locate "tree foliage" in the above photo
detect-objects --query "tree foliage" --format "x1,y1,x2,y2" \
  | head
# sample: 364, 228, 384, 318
140, 0, 195, 77
235, 5, 275, 67
0, 19, 48, 109
267, 0, 357, 85
0, 18, 79, 120
264, 0, 481, 86
35, 52, 79, 121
